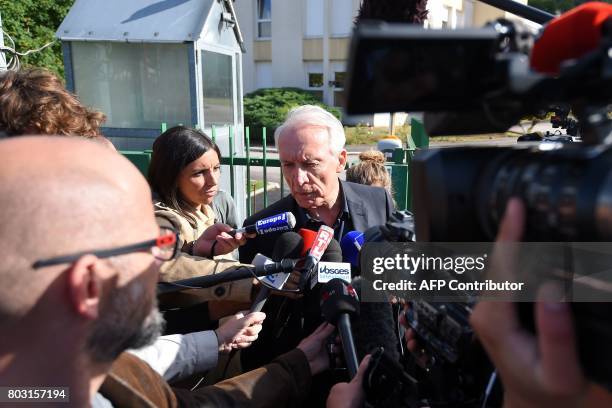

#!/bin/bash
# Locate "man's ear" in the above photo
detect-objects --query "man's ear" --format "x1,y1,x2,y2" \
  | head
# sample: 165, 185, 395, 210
66, 255, 103, 320
336, 149, 348, 172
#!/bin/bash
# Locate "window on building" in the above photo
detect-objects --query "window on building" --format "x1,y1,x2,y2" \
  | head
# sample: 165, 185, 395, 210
71, 41, 191, 129
202, 50, 234, 127
334, 71, 345, 88
333, 90, 345, 107
256, 62, 273, 88
305, 0, 324, 37
441, 6, 450, 28
306, 62, 323, 91
257, 0, 272, 38
235, 53, 243, 121
308, 73, 323, 88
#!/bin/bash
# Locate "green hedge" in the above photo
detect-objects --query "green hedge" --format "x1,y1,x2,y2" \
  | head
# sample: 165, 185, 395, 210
244, 88, 341, 144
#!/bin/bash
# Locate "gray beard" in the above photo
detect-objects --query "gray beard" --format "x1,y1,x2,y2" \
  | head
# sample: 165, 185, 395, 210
86, 279, 165, 363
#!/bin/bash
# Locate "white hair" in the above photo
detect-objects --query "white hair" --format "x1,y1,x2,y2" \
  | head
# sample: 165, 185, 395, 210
274, 105, 346, 154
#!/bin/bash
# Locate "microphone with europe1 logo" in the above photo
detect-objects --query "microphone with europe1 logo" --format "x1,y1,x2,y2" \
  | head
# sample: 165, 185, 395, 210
250, 231, 304, 313
320, 278, 360, 378
229, 211, 296, 236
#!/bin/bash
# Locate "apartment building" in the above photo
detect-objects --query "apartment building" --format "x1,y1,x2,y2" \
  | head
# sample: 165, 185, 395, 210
234, 0, 529, 122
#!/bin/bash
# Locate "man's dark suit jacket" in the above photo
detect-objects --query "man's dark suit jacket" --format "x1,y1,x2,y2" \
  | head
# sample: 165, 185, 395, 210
239, 179, 394, 263
238, 180, 394, 391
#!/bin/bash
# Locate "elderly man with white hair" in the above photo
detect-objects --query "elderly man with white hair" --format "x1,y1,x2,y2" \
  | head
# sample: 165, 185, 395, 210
239, 105, 394, 377
240, 105, 394, 263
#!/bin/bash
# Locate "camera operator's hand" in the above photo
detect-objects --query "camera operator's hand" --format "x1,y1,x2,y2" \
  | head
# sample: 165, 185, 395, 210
326, 355, 371, 408
215, 311, 266, 354
399, 307, 430, 369
471, 199, 597, 408
297, 322, 335, 375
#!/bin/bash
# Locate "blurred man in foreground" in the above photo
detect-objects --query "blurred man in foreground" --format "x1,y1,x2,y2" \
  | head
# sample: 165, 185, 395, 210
0, 136, 333, 407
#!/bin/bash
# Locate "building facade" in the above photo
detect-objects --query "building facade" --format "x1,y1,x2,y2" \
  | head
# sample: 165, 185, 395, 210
234, 0, 529, 123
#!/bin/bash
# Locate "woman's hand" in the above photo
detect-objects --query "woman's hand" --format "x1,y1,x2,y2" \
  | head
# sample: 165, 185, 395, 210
193, 223, 253, 257
215, 311, 266, 354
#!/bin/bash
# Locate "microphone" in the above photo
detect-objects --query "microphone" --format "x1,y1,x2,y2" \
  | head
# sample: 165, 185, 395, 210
301, 237, 345, 336
230, 212, 297, 236
530, 2, 612, 74
350, 277, 401, 363
320, 278, 360, 378
340, 231, 364, 268
157, 258, 297, 295
299, 225, 335, 289
298, 228, 317, 257
250, 231, 304, 312
308, 240, 348, 289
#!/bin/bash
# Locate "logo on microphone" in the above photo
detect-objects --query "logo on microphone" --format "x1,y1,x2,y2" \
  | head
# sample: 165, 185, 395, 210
256, 213, 292, 234
311, 226, 334, 259
263, 272, 290, 289
316, 262, 351, 288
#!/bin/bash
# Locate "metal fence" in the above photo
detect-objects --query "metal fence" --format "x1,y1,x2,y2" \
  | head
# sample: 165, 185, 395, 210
121, 122, 427, 217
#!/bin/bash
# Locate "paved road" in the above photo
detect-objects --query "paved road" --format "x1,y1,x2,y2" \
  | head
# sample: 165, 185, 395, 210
244, 137, 521, 213
244, 121, 563, 212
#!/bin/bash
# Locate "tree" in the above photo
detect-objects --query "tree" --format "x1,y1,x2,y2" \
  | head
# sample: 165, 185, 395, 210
0, 0, 75, 76
244, 88, 341, 143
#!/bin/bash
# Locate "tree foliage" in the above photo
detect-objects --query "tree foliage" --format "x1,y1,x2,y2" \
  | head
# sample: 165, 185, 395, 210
0, 0, 75, 77
244, 87, 341, 131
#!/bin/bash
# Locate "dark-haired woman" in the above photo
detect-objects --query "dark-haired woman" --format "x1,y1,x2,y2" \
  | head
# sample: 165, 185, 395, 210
149, 126, 255, 330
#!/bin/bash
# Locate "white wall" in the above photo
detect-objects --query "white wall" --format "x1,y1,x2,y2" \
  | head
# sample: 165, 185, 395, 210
331, 0, 353, 36
256, 62, 273, 88
270, 0, 304, 88
305, 0, 324, 37
235, 0, 256, 93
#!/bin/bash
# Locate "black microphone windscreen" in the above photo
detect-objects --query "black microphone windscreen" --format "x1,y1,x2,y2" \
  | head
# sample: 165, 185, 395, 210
351, 276, 400, 361
320, 279, 359, 325
271, 231, 304, 261
320, 238, 342, 262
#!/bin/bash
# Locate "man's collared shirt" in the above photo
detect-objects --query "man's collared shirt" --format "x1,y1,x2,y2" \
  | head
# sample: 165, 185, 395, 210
295, 183, 354, 240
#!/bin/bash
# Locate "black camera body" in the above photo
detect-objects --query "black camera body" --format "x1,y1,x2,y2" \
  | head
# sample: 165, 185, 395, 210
344, 6, 612, 401
363, 212, 499, 407
411, 143, 612, 242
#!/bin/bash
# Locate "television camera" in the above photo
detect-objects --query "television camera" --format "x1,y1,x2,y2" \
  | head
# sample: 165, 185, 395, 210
344, 1, 612, 406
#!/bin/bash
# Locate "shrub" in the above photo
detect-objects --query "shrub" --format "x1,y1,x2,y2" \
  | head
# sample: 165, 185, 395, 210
244, 87, 341, 143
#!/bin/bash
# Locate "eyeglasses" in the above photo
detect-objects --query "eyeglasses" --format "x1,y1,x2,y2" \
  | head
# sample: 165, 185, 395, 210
32, 227, 179, 269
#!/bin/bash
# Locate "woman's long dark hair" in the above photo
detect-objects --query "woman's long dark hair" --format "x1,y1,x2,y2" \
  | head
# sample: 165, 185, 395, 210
149, 126, 221, 226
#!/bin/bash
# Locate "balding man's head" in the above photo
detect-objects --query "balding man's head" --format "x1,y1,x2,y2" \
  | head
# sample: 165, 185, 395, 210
0, 136, 162, 361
